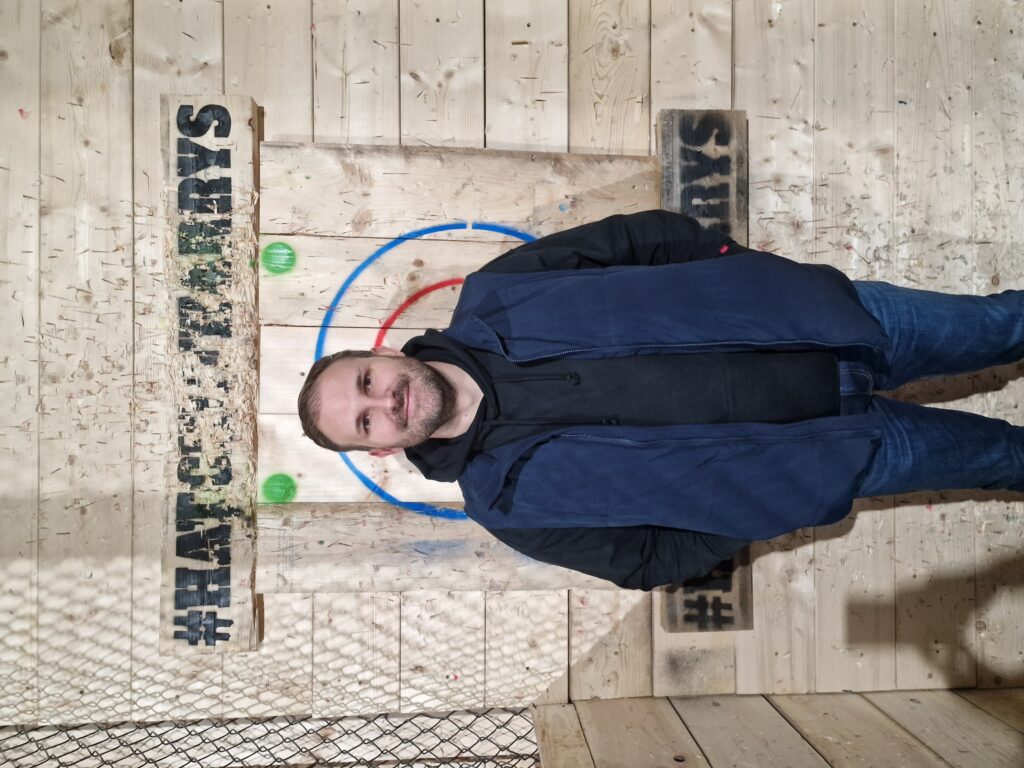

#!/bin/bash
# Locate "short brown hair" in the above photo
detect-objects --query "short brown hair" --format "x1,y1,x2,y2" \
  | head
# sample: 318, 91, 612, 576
297, 349, 374, 452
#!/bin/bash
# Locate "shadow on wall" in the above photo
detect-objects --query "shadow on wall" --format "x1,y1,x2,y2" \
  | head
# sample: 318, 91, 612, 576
844, 549, 1024, 689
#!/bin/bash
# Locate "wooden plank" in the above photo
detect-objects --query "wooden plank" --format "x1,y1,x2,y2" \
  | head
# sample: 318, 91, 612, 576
256, 235, 506, 329
890, 0, 977, 693
257, 503, 610, 592
0, 0, 39, 726
131, 4, 226, 720
769, 692, 949, 768
160, 94, 260, 655
225, 0, 312, 142
311, 592, 401, 717
650, 0, 731, 149
891, 495, 976, 688
736, 531, 816, 694
974, 513, 1024, 689
814, 500, 897, 692
865, 690, 1024, 768
575, 697, 708, 768
400, 590, 486, 711
813, 0, 897, 281
399, 0, 483, 147
569, 590, 651, 700
652, 590, 736, 696
222, 592, 313, 718
484, 0, 568, 152
486, 591, 569, 706
568, 0, 650, 155
259, 412, 462, 503
733, 0, 815, 255
312, 0, 400, 144
258, 142, 660, 238
532, 704, 596, 768
956, 689, 1024, 734
37, 0, 134, 724
812, 0, 897, 693
671, 694, 828, 768
972, 0, 1024, 690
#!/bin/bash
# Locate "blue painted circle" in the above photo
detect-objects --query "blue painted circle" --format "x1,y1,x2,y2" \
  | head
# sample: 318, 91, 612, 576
317, 222, 535, 519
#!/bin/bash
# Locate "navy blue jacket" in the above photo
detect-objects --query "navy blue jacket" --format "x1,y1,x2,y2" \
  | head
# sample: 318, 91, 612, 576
438, 211, 890, 589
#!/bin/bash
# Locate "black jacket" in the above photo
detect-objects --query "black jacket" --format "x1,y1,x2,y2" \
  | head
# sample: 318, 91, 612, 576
431, 211, 757, 590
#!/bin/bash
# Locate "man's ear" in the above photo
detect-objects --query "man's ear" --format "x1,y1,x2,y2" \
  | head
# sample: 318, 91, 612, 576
368, 447, 401, 458
372, 345, 404, 358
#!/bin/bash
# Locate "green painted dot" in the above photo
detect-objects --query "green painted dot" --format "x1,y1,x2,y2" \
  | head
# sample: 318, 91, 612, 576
262, 473, 297, 503
261, 241, 296, 274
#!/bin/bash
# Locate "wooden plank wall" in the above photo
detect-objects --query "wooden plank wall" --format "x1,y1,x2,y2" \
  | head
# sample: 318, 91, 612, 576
1, 0, 1022, 729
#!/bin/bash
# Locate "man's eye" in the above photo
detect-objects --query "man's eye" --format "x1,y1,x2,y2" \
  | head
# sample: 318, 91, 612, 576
364, 373, 371, 391
362, 414, 370, 433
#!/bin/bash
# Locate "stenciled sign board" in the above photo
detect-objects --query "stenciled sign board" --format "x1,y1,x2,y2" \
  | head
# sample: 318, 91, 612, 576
658, 109, 753, 633
160, 95, 260, 652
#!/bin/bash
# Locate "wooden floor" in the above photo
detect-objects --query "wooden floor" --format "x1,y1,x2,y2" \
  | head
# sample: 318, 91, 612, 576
1, 0, 1023, 729
535, 689, 1024, 768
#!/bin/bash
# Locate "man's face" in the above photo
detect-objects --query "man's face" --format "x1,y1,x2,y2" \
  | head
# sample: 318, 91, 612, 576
314, 347, 456, 456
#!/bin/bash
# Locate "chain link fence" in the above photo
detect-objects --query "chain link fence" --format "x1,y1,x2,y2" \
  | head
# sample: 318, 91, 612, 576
0, 708, 539, 767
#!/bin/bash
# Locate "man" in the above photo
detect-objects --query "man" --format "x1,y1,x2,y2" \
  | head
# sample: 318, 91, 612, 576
298, 210, 1024, 589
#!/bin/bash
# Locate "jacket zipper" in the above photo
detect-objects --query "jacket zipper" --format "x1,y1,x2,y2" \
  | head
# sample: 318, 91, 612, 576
499, 338, 883, 364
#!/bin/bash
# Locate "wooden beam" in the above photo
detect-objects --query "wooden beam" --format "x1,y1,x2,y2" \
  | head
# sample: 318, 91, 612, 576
132, 1, 226, 720
532, 704, 596, 768
258, 142, 659, 238
312, 0, 400, 145
955, 689, 1024, 734
972, 0, 1024, 690
0, 0, 40, 726
224, 0, 312, 142
484, 0, 568, 152
569, 590, 652, 700
569, 0, 650, 155
37, 0, 134, 723
256, 503, 611, 591
575, 697, 707, 767
256, 236, 506, 330
770, 692, 950, 768
671, 694, 828, 768
399, 0, 484, 148
866, 690, 1024, 768
812, 0, 898, 691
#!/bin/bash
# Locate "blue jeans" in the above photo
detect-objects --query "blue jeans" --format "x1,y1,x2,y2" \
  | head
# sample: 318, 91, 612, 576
848, 281, 1024, 497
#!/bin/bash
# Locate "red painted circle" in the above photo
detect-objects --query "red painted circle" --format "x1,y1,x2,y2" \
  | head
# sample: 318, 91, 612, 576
373, 277, 465, 349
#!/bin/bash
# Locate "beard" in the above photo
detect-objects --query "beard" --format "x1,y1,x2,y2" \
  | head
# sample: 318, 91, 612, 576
393, 357, 457, 446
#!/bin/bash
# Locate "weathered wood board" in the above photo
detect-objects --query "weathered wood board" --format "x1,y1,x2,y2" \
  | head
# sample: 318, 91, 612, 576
257, 503, 609, 592
258, 142, 659, 238
0, 0, 40, 725
160, 94, 260, 653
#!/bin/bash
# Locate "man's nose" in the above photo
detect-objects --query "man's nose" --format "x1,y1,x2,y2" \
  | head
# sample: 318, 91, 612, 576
367, 389, 399, 414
